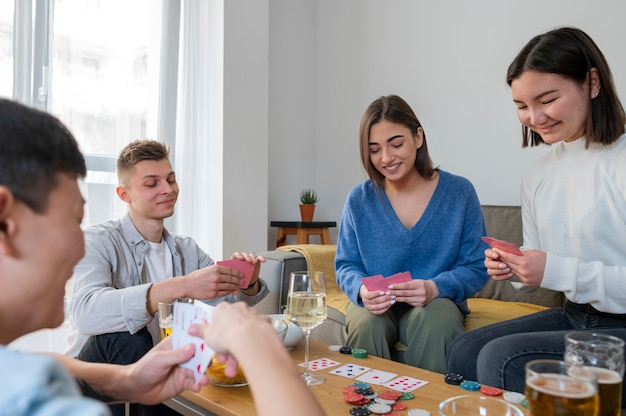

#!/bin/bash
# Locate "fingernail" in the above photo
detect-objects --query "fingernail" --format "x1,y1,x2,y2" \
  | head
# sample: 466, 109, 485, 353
390, 300, 395, 305
390, 295, 396, 300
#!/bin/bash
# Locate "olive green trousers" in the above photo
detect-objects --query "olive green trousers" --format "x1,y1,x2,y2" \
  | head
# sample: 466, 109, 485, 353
345, 298, 464, 373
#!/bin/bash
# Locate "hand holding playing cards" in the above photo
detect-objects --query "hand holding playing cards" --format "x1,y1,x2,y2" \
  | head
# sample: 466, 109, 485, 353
188, 302, 325, 416
359, 285, 395, 315
119, 336, 208, 404
387, 279, 439, 308
485, 248, 547, 287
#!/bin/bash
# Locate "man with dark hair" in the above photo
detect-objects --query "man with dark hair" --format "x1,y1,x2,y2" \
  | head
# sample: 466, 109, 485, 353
0, 98, 207, 415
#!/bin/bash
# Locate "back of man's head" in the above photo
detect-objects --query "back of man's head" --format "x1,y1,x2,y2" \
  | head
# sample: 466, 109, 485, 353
116, 139, 170, 185
0, 99, 86, 213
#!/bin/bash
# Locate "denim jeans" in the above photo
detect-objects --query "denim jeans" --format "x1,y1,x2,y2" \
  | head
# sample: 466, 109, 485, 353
77, 327, 180, 416
446, 301, 626, 405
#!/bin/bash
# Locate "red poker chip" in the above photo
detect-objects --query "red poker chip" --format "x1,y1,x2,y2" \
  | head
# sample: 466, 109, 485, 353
480, 385, 503, 396
344, 385, 359, 394
378, 390, 402, 400
392, 402, 407, 410
344, 392, 365, 403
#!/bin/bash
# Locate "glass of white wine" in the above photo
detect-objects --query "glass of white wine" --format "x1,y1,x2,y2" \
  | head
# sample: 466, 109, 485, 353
286, 270, 328, 386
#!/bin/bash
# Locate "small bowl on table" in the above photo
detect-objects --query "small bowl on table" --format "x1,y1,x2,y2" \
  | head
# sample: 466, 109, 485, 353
267, 313, 304, 350
206, 316, 288, 387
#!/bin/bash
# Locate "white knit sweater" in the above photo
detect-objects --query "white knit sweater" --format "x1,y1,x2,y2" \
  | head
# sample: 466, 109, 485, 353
521, 134, 626, 314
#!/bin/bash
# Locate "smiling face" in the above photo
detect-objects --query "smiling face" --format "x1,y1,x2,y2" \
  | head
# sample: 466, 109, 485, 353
511, 70, 593, 144
116, 159, 179, 221
2, 174, 85, 340
368, 120, 423, 183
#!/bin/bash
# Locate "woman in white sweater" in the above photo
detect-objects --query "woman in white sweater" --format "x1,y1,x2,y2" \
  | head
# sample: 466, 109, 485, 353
446, 26, 626, 398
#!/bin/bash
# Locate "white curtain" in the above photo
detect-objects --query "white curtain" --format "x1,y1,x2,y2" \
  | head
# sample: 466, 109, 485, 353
170, 0, 224, 258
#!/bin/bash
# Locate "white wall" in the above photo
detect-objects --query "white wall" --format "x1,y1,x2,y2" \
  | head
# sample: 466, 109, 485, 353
263, 0, 626, 248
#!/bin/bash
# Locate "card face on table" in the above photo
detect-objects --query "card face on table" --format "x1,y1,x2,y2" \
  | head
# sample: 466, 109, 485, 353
217, 259, 255, 288
356, 369, 398, 385
298, 357, 340, 371
171, 302, 215, 383
481, 236, 523, 256
382, 375, 429, 392
329, 363, 372, 379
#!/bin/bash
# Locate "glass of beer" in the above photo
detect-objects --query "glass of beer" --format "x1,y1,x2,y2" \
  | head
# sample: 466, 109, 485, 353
565, 332, 625, 416
525, 359, 598, 416
158, 301, 174, 339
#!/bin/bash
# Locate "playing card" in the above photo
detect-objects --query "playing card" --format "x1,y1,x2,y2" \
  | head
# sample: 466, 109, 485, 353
356, 369, 398, 385
361, 272, 412, 291
382, 375, 429, 392
217, 259, 255, 288
298, 357, 340, 371
329, 363, 371, 379
384, 271, 412, 287
482, 237, 524, 256
171, 301, 215, 383
360, 274, 385, 291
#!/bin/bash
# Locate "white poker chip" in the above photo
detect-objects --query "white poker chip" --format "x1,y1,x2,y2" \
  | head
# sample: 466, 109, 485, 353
503, 391, 526, 404
407, 410, 431, 416
367, 403, 392, 414
374, 397, 395, 405
328, 344, 343, 351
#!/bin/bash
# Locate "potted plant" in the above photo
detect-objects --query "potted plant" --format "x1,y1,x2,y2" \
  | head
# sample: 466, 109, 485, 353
299, 188, 319, 222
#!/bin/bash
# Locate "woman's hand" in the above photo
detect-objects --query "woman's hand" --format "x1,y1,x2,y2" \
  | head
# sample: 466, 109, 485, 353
388, 279, 439, 307
485, 248, 546, 287
359, 285, 395, 314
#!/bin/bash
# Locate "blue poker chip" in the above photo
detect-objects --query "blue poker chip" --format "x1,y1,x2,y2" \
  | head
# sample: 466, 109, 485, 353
460, 380, 481, 391
350, 382, 371, 389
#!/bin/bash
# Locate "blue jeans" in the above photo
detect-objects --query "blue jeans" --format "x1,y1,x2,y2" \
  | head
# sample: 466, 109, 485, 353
446, 301, 626, 404
78, 327, 180, 416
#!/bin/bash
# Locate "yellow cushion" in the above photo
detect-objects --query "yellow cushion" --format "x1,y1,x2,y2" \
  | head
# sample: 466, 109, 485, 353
465, 298, 548, 331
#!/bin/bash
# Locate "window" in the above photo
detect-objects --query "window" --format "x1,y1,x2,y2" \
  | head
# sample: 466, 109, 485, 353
0, 0, 13, 97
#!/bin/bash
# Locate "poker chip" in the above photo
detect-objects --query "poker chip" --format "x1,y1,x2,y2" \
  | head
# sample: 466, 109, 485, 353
350, 382, 371, 389
366, 403, 392, 414
351, 348, 368, 358
460, 380, 481, 391
373, 398, 395, 405
407, 409, 431, 416
391, 401, 407, 411
444, 373, 464, 385
480, 385, 503, 396
340, 346, 353, 354
328, 344, 343, 352
399, 392, 414, 400
521, 399, 528, 409
350, 407, 372, 416
502, 391, 525, 404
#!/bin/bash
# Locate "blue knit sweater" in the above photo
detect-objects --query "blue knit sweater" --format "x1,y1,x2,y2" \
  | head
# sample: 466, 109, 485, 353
335, 170, 489, 308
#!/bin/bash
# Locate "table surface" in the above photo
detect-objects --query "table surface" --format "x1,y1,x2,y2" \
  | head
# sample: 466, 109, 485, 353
270, 221, 336, 228
167, 339, 529, 416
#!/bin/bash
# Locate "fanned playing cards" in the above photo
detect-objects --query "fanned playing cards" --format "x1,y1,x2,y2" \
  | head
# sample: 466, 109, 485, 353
171, 301, 215, 383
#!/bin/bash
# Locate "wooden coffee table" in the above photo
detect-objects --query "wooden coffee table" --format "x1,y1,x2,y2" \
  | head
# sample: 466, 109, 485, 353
164, 339, 528, 415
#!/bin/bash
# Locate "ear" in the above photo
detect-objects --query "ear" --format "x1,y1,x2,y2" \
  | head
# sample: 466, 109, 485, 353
0, 187, 17, 257
415, 127, 425, 149
116, 185, 131, 203
589, 68, 601, 98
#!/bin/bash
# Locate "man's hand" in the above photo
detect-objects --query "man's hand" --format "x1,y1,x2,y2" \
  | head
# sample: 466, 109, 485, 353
121, 337, 208, 404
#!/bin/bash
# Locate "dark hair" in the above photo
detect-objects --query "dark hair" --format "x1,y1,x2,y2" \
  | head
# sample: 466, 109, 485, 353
116, 139, 170, 182
507, 27, 626, 148
359, 95, 435, 185
0, 98, 86, 213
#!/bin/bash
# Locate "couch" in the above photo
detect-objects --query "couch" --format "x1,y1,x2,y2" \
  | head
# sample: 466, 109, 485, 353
253, 205, 565, 360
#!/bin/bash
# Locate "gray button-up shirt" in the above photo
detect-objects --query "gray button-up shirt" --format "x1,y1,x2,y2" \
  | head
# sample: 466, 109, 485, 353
66, 213, 268, 357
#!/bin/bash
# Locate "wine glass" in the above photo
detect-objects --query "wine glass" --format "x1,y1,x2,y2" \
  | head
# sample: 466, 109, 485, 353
286, 270, 328, 386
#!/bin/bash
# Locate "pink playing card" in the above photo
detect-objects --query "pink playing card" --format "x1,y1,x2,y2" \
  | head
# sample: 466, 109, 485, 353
217, 259, 256, 288
384, 271, 412, 286
482, 237, 523, 256
382, 375, 429, 392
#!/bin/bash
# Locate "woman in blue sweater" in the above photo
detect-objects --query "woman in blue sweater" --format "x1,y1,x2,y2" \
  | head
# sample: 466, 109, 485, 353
335, 95, 489, 373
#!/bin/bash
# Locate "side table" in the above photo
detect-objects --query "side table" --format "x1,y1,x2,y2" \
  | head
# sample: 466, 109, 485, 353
270, 221, 337, 247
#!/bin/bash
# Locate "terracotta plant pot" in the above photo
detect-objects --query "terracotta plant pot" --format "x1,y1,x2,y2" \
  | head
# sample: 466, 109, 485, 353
299, 204, 315, 222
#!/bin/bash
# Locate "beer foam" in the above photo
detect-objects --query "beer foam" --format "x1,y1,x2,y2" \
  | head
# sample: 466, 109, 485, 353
527, 374, 597, 399
595, 367, 622, 384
